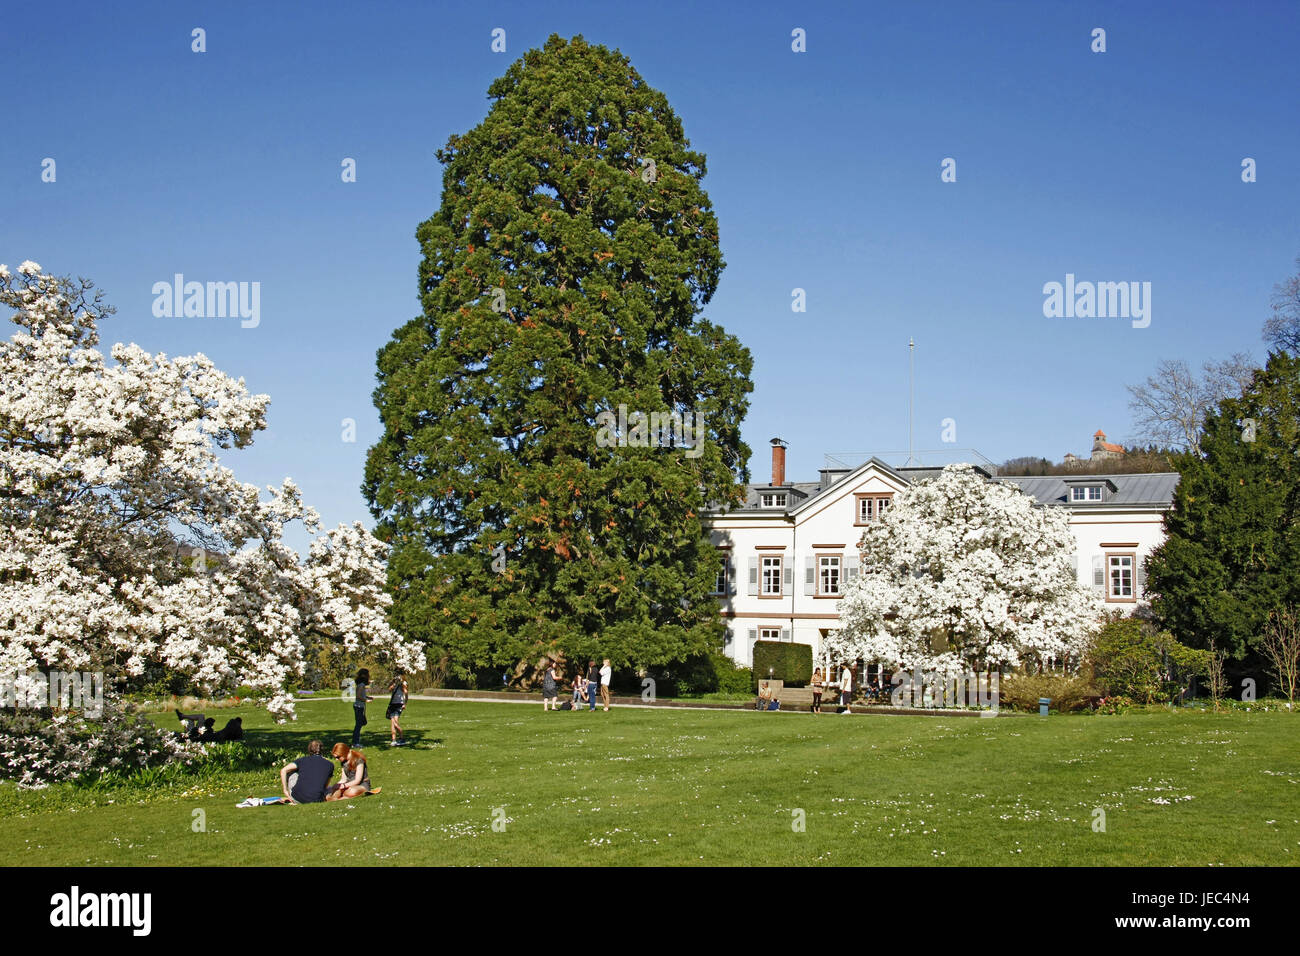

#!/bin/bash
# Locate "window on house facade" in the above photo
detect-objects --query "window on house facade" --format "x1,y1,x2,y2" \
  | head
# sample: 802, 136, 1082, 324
758, 627, 784, 641
1107, 553, 1135, 601
761, 556, 783, 596
818, 555, 841, 595
712, 553, 731, 595
1071, 486, 1104, 502
856, 494, 892, 524
760, 493, 787, 508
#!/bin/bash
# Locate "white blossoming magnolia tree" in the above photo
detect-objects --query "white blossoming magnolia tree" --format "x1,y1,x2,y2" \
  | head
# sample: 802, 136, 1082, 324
824, 463, 1101, 678
0, 264, 423, 718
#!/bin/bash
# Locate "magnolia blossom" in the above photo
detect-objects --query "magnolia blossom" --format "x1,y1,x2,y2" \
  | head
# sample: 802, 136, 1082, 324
825, 463, 1101, 676
0, 265, 423, 719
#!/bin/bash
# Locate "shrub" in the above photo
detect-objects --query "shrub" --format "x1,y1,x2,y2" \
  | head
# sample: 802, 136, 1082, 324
647, 651, 752, 696
1093, 695, 1135, 715
90, 741, 296, 788
1000, 672, 1098, 712
711, 653, 754, 696
0, 702, 202, 789
751, 641, 813, 689
1087, 615, 1210, 704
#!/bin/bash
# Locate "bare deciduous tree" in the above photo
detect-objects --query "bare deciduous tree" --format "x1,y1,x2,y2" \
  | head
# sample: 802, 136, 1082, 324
1261, 607, 1300, 704
1262, 255, 1300, 355
1126, 354, 1255, 455
1206, 639, 1227, 712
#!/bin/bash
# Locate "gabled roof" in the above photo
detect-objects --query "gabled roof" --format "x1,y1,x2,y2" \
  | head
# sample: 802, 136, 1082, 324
996, 473, 1178, 507
707, 462, 1178, 517
714, 458, 992, 517
787, 457, 911, 516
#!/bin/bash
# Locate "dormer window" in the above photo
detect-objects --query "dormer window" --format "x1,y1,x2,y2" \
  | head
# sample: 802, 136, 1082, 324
1064, 478, 1115, 503
761, 493, 787, 508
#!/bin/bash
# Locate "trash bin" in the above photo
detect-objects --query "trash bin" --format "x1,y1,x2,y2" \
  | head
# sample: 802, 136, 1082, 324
1038, 697, 1051, 716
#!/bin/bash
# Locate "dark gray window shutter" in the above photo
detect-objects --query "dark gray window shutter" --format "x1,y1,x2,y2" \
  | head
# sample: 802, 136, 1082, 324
748, 557, 759, 596
1137, 558, 1147, 593
780, 627, 791, 642
1092, 555, 1105, 593
727, 557, 736, 595
845, 554, 860, 584
783, 563, 793, 593
804, 557, 816, 595
747, 628, 757, 645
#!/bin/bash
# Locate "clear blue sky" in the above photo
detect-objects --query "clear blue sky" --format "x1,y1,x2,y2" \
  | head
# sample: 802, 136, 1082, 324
4, 0, 1298, 550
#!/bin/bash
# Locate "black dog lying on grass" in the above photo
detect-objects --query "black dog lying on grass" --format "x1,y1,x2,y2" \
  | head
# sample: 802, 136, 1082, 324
174, 710, 243, 743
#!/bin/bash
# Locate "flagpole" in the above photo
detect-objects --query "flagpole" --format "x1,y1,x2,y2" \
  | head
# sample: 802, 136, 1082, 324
908, 338, 915, 467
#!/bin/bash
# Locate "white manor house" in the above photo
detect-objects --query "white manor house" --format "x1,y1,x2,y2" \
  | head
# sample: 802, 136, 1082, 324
703, 437, 1177, 668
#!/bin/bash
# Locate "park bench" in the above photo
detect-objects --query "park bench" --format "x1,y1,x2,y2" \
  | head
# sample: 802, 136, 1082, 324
782, 685, 851, 709
755, 680, 832, 710
757, 682, 879, 711
754, 679, 783, 709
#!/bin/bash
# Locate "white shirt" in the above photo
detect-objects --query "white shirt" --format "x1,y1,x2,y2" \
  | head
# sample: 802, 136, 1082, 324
600, 665, 612, 686
840, 668, 852, 691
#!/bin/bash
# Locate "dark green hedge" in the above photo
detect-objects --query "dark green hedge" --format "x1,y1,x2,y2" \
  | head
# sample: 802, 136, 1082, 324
642, 650, 753, 697
751, 641, 813, 689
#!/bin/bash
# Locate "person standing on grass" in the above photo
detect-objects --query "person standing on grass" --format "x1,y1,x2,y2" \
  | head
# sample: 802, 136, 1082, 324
810, 667, 824, 714
586, 660, 600, 712
542, 661, 560, 711
599, 658, 612, 711
351, 668, 373, 747
386, 672, 408, 745
839, 662, 853, 714
280, 740, 335, 804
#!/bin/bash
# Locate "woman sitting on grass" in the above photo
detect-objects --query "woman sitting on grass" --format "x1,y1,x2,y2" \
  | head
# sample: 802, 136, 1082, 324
326, 743, 371, 800
572, 673, 588, 710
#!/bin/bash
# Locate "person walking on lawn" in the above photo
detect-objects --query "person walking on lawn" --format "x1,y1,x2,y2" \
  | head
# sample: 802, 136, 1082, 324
386, 672, 408, 746
351, 668, 373, 747
839, 663, 853, 714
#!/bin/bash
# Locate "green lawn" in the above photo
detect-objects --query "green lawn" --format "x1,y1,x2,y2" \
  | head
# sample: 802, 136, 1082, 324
2, 700, 1296, 866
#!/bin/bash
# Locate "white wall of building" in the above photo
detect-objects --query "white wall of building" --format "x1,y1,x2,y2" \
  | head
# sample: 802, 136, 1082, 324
706, 465, 1169, 670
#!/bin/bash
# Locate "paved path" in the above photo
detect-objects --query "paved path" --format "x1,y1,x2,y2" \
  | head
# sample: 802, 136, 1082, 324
402, 690, 999, 717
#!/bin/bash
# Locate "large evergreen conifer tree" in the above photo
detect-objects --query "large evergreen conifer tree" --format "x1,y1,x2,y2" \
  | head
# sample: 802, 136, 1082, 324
364, 35, 753, 681
1146, 351, 1300, 670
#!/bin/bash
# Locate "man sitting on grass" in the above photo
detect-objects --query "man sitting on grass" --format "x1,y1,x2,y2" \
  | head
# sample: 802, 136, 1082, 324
280, 740, 335, 804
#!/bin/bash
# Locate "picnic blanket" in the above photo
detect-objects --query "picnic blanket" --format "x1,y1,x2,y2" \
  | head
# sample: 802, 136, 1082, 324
235, 788, 382, 807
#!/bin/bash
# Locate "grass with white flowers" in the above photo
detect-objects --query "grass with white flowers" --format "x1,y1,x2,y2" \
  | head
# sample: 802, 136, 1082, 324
0, 700, 1295, 866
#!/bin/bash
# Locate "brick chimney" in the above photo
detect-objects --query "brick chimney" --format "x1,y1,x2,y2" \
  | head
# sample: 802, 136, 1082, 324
770, 438, 788, 486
